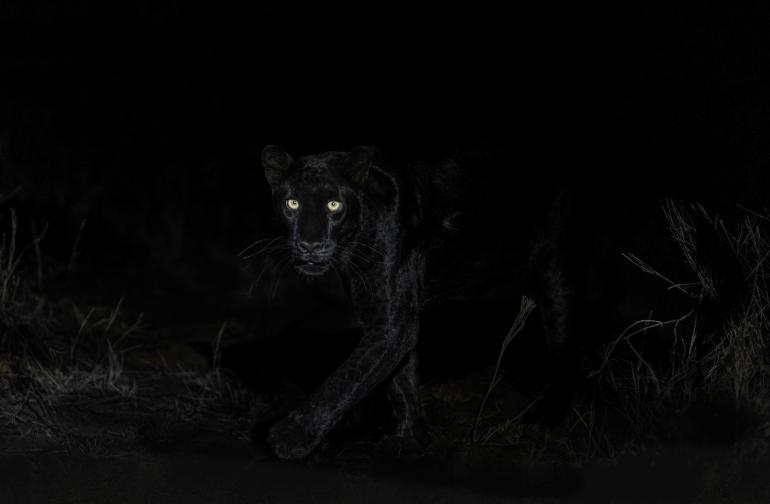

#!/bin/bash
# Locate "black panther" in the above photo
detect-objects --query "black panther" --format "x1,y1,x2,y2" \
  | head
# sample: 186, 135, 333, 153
258, 145, 577, 460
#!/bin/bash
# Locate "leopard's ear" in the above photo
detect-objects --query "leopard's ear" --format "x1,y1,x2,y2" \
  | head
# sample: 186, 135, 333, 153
261, 145, 293, 188
345, 146, 371, 185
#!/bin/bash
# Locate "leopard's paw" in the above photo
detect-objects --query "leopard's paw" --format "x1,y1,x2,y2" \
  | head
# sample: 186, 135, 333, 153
267, 416, 321, 460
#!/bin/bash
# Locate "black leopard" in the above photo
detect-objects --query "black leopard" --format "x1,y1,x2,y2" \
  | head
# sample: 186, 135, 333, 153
258, 145, 578, 460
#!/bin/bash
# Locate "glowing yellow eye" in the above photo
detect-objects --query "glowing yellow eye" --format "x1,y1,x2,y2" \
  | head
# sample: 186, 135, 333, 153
327, 200, 342, 212
286, 199, 300, 210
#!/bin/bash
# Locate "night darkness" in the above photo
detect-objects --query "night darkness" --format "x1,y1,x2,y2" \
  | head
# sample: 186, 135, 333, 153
2, 3, 770, 503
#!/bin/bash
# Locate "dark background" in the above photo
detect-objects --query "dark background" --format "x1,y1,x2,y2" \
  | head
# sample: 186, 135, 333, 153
1, 3, 769, 381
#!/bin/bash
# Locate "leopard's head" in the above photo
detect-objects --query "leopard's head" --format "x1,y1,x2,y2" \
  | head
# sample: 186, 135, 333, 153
261, 145, 371, 276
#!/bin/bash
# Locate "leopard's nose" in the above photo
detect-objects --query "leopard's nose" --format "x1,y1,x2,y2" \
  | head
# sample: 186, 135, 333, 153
297, 241, 322, 254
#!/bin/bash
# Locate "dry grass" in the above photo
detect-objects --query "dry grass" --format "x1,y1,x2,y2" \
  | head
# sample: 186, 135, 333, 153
0, 209, 266, 454
582, 200, 770, 453
471, 296, 536, 444
462, 199, 770, 464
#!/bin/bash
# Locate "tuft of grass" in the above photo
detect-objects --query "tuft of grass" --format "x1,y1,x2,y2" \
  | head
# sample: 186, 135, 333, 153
0, 209, 52, 345
585, 200, 770, 451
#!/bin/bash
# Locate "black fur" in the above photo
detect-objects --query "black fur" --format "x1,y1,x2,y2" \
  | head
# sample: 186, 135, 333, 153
259, 146, 576, 459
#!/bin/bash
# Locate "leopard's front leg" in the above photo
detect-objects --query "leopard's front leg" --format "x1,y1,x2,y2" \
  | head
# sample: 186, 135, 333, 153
267, 254, 424, 460
386, 349, 423, 439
